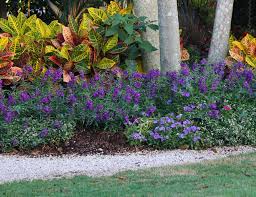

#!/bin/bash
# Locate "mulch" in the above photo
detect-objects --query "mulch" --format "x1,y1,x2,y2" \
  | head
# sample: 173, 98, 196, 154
7, 130, 149, 156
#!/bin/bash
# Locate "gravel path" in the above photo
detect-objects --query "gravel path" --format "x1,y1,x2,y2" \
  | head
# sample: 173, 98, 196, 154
0, 146, 255, 184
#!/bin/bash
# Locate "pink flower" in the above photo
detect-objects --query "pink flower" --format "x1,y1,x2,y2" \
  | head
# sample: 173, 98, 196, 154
223, 105, 232, 111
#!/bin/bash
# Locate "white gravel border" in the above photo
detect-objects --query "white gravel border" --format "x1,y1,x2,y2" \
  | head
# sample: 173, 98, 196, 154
0, 146, 255, 184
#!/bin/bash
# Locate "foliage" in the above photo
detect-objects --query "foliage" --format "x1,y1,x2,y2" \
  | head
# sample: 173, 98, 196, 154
0, 36, 22, 85
228, 34, 256, 68
126, 114, 201, 149
127, 60, 256, 148
45, 3, 157, 81
0, 68, 160, 151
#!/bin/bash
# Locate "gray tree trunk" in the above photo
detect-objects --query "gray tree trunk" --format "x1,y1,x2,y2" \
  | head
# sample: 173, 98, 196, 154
208, 0, 234, 64
133, 0, 160, 71
158, 0, 181, 74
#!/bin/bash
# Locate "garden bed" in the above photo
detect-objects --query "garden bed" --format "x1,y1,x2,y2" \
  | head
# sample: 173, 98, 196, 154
4, 130, 148, 156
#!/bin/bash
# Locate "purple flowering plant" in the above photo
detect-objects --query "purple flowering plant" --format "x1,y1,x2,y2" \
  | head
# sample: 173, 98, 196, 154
126, 113, 201, 149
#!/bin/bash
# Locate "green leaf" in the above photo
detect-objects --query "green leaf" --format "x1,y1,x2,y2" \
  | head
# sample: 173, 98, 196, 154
68, 15, 79, 33
88, 8, 108, 23
0, 37, 9, 51
88, 30, 103, 50
36, 19, 52, 38
58, 45, 70, 60
124, 23, 133, 35
139, 40, 157, 52
0, 18, 13, 34
96, 58, 116, 69
109, 44, 128, 54
148, 24, 159, 31
71, 44, 89, 62
105, 25, 119, 37
103, 34, 118, 54
8, 15, 19, 35
45, 45, 58, 54
79, 13, 92, 34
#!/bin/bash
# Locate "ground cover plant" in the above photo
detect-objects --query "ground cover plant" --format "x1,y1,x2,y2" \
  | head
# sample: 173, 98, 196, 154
1, 153, 256, 196
0, 59, 255, 152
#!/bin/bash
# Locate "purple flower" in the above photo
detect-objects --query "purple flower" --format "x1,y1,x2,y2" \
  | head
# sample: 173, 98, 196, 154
20, 91, 31, 102
52, 68, 63, 82
183, 104, 195, 112
209, 103, 218, 110
193, 136, 201, 142
68, 94, 77, 105
56, 89, 65, 97
166, 98, 173, 105
112, 87, 120, 99
39, 128, 49, 138
150, 131, 165, 141
41, 95, 52, 104
132, 72, 143, 79
0, 80, 3, 89
11, 138, 19, 146
145, 106, 156, 117
131, 132, 146, 141
198, 77, 207, 93
7, 95, 16, 105
200, 58, 208, 65
42, 106, 52, 114
96, 104, 104, 112
211, 79, 221, 91
4, 111, 17, 123
243, 69, 254, 83
82, 81, 88, 89
134, 81, 142, 89
208, 110, 220, 119
86, 100, 93, 110
181, 91, 190, 97
134, 92, 141, 104
102, 111, 110, 121
181, 64, 190, 76
53, 120, 62, 129
124, 94, 132, 103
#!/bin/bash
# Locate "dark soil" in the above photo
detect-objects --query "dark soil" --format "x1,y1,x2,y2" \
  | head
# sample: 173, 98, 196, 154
8, 130, 148, 156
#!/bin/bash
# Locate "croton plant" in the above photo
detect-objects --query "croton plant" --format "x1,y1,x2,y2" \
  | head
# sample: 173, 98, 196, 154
0, 36, 22, 85
228, 34, 256, 68
45, 1, 158, 81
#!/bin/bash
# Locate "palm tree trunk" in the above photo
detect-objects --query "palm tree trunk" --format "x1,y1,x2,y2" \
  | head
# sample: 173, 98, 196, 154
208, 0, 234, 64
133, 0, 160, 71
158, 0, 181, 74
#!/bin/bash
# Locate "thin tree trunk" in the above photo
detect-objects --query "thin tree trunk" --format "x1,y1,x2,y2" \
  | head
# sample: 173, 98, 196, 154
133, 0, 160, 71
208, 0, 234, 64
158, 0, 181, 74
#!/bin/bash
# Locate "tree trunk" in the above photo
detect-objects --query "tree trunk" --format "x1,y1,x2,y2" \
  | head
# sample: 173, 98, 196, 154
133, 0, 160, 71
208, 0, 234, 64
0, 0, 7, 18
158, 0, 181, 74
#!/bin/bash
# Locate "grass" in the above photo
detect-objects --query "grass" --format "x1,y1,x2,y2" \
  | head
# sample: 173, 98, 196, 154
1, 153, 256, 197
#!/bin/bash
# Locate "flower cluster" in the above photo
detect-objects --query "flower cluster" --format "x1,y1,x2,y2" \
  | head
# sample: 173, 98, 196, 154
127, 114, 201, 149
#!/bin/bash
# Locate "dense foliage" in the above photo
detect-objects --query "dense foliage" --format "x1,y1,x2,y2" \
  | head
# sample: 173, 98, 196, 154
0, 60, 255, 152
0, 2, 157, 86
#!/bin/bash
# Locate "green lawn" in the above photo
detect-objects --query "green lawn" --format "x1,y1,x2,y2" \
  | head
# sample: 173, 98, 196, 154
1, 153, 256, 197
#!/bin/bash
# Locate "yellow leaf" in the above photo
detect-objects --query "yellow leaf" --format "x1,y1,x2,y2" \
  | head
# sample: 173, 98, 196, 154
107, 1, 121, 16
97, 58, 116, 69
232, 41, 244, 51
0, 37, 9, 51
88, 8, 108, 23
103, 34, 118, 53
245, 55, 256, 68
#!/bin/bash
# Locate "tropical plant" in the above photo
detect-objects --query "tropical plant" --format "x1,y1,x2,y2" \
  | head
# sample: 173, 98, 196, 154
228, 33, 256, 68
0, 12, 61, 71
0, 36, 22, 85
45, 1, 157, 81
